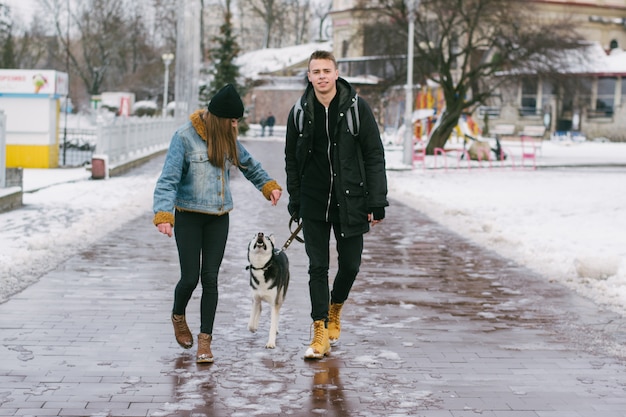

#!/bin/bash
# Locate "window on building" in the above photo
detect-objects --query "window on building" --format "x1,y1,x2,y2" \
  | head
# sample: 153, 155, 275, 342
541, 79, 556, 111
594, 77, 615, 117
577, 77, 593, 111
520, 78, 538, 116
342, 40, 349, 58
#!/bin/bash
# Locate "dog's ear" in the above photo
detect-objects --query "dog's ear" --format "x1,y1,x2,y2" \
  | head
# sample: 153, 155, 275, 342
269, 234, 276, 245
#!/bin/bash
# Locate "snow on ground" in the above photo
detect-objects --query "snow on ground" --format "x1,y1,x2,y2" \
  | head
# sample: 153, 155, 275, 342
0, 166, 158, 304
385, 140, 626, 316
0, 136, 625, 319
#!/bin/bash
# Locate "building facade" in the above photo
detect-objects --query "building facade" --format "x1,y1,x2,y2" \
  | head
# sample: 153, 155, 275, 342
329, 0, 626, 141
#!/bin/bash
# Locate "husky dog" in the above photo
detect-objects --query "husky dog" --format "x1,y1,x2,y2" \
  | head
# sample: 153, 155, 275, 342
247, 232, 290, 348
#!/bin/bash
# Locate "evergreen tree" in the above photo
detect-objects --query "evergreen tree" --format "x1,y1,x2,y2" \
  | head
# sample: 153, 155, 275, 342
204, 5, 243, 102
201, 2, 249, 134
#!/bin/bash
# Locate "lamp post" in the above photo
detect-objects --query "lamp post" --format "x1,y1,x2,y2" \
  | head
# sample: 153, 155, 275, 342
162, 53, 175, 117
403, 0, 418, 166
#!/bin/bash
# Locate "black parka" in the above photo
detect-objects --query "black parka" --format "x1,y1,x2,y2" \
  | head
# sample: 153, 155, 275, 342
285, 78, 389, 238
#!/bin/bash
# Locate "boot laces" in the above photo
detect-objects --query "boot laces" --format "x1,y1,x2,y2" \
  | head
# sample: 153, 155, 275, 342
329, 304, 342, 325
311, 322, 325, 345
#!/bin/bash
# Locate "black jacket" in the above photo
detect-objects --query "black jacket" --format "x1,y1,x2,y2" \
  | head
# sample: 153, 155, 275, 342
285, 77, 388, 238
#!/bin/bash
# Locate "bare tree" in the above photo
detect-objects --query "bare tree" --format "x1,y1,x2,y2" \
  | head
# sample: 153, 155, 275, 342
363, 0, 584, 153
311, 0, 332, 42
292, 0, 311, 45
31, 0, 168, 108
247, 0, 279, 48
0, 3, 50, 69
152, 0, 178, 51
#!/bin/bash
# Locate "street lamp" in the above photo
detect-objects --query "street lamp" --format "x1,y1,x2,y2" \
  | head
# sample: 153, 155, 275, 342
162, 52, 175, 117
403, 0, 418, 166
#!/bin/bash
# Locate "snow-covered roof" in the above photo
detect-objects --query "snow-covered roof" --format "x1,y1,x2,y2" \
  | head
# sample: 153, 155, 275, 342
236, 41, 332, 80
511, 42, 626, 76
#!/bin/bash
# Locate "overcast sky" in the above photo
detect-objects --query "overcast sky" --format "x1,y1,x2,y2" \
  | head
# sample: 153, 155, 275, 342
4, 0, 36, 21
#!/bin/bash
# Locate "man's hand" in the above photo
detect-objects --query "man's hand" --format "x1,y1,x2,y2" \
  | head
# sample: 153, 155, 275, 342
368, 213, 382, 226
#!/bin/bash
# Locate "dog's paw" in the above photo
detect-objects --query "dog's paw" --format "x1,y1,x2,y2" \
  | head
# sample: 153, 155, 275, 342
248, 325, 257, 333
265, 342, 276, 349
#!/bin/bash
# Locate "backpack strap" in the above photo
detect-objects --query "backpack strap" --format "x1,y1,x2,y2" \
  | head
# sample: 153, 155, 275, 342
293, 99, 304, 133
346, 95, 360, 137
293, 95, 360, 136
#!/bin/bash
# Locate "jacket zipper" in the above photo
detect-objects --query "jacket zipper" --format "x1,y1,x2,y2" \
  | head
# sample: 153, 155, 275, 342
324, 106, 333, 222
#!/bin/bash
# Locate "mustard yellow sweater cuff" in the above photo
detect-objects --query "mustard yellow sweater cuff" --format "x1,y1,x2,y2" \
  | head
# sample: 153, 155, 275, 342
261, 180, 282, 200
153, 211, 175, 226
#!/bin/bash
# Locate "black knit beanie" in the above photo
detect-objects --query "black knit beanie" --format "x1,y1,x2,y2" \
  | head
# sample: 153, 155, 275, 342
208, 84, 244, 119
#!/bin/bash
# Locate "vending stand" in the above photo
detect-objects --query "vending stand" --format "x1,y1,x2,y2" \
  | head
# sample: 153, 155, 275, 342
0, 70, 69, 168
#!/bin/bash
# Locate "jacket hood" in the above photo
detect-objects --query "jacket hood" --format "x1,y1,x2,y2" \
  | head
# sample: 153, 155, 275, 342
301, 77, 357, 112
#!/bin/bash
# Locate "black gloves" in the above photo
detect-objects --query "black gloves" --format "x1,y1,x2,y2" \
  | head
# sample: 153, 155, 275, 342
370, 207, 385, 221
288, 203, 300, 219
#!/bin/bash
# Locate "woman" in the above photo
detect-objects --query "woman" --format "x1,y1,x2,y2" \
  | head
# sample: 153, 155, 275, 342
153, 84, 282, 363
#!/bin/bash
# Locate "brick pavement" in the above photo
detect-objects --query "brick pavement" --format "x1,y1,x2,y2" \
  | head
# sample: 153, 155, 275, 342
1, 140, 625, 417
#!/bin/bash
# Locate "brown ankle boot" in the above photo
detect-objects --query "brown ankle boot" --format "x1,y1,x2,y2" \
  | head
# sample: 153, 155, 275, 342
197, 333, 214, 363
171, 314, 193, 349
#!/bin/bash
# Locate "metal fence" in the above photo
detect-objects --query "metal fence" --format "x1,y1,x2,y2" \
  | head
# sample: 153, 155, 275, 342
58, 117, 178, 168
58, 129, 97, 167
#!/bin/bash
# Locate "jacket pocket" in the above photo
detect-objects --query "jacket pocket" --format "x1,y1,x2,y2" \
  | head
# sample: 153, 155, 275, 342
188, 153, 212, 180
342, 186, 368, 225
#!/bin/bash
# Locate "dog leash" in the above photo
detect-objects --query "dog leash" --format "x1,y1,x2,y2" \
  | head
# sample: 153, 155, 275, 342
280, 216, 304, 252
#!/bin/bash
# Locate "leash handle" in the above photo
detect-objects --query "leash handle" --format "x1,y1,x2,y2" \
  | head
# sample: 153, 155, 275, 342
281, 217, 304, 252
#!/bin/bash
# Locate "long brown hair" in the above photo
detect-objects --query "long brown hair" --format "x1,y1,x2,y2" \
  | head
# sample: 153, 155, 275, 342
203, 110, 241, 169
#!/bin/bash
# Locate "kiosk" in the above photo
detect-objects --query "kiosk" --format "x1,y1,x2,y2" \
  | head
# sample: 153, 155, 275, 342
0, 70, 69, 168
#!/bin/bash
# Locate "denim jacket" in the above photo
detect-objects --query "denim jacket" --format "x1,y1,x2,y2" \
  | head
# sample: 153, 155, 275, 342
153, 111, 281, 226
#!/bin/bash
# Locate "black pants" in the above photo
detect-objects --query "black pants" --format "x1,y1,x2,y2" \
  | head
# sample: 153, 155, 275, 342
173, 210, 229, 335
302, 218, 363, 322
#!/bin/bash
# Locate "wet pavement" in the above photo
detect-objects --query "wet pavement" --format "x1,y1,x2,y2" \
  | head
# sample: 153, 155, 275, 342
1, 140, 625, 417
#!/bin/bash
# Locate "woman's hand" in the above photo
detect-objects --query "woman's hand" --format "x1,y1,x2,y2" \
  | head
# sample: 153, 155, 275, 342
270, 189, 282, 206
157, 223, 173, 237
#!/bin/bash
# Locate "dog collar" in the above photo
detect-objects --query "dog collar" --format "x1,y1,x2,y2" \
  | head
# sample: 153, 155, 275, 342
248, 259, 273, 271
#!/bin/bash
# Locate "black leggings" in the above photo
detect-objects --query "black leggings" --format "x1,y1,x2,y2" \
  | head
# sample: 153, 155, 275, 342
302, 218, 363, 322
173, 210, 229, 335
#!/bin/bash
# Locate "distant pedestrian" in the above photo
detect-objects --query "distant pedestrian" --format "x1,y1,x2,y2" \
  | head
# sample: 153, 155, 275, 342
260, 117, 267, 137
153, 84, 282, 364
285, 50, 388, 359
266, 111, 276, 136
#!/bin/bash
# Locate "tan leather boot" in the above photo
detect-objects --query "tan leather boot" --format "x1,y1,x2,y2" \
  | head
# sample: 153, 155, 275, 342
304, 320, 331, 359
171, 314, 193, 349
328, 302, 344, 346
197, 333, 214, 363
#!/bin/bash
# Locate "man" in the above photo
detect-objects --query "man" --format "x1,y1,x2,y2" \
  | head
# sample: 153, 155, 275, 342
284, 50, 388, 359
266, 111, 276, 136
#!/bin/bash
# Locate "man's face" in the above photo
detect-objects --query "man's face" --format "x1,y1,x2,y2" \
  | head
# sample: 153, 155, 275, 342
307, 59, 339, 95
